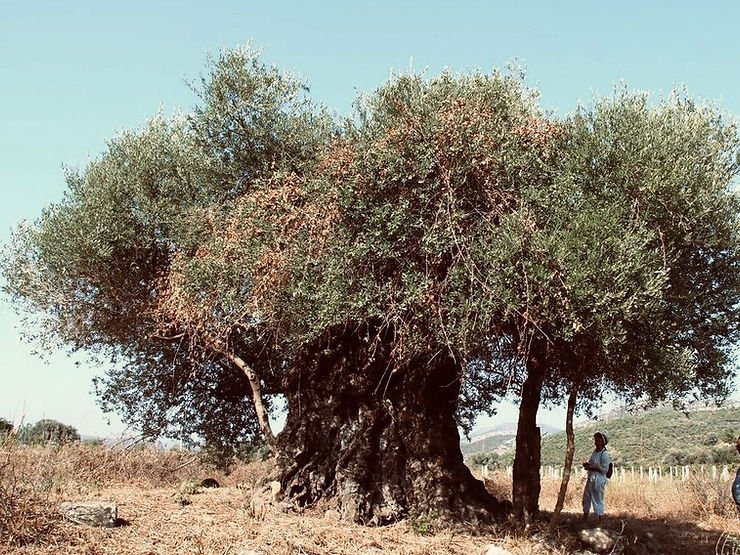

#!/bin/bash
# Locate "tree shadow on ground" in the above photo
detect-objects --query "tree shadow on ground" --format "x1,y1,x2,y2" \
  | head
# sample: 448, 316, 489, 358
548, 512, 739, 554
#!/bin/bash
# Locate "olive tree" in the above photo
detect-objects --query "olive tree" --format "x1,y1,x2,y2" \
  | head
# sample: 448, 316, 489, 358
502, 90, 740, 519
4, 46, 739, 527
19, 419, 80, 445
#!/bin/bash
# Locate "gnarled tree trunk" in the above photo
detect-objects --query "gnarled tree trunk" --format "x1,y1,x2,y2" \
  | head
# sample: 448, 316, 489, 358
275, 325, 509, 526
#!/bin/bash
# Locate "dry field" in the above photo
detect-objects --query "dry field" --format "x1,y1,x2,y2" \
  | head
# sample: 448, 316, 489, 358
2, 441, 740, 555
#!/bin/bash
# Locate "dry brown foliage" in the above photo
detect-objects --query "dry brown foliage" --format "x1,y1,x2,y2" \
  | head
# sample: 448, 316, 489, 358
3, 442, 740, 555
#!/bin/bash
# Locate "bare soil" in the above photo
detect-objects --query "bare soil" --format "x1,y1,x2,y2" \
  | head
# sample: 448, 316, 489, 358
3, 445, 740, 555
6, 480, 740, 555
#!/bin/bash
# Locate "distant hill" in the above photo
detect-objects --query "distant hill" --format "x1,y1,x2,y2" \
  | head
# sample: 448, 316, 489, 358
461, 422, 560, 457
461, 423, 517, 456
463, 403, 740, 468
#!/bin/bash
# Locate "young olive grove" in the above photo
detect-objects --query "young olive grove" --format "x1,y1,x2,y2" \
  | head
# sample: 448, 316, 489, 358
3, 47, 739, 526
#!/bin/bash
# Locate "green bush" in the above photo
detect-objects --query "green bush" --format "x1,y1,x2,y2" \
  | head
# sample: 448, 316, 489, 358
0, 417, 13, 438
18, 419, 80, 445
467, 451, 511, 469
198, 439, 270, 474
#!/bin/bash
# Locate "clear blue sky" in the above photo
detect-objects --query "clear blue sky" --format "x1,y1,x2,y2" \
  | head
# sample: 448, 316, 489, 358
1, 1, 738, 438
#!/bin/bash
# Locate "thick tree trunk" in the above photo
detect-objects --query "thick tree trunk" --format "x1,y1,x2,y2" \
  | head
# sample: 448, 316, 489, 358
275, 325, 509, 526
512, 353, 546, 523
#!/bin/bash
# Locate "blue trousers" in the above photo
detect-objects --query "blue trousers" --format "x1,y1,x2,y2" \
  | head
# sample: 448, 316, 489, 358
582, 474, 607, 516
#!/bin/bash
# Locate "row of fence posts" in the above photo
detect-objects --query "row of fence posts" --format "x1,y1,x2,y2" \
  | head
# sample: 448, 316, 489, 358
478, 464, 733, 482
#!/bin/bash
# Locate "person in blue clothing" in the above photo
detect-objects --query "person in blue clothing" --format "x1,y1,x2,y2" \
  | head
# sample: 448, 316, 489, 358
732, 436, 740, 513
582, 431, 611, 522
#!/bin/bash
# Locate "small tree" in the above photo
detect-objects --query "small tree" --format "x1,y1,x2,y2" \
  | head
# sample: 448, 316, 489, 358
507, 89, 740, 518
0, 418, 13, 439
19, 419, 80, 445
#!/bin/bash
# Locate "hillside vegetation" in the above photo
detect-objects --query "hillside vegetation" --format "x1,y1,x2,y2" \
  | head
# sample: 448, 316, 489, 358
464, 404, 740, 468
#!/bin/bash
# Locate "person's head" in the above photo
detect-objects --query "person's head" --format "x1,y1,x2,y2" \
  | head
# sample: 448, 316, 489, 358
594, 432, 608, 450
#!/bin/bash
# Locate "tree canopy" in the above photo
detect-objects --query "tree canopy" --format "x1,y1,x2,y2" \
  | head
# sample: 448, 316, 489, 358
3, 46, 739, 524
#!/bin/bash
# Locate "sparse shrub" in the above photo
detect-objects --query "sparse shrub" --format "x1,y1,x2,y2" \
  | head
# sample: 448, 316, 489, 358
0, 417, 13, 439
709, 443, 738, 464
179, 478, 202, 495
82, 437, 104, 447
198, 442, 240, 474
408, 512, 435, 536
0, 440, 62, 548
199, 439, 271, 475
18, 419, 80, 445
703, 433, 719, 446
662, 449, 689, 466
662, 444, 738, 466
681, 475, 737, 519
228, 457, 279, 491
468, 451, 506, 469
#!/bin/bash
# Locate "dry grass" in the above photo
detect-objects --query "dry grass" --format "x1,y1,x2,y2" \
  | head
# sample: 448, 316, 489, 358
2, 441, 740, 555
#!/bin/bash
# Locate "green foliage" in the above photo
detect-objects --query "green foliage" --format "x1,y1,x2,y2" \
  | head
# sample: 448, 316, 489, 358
408, 512, 436, 536
0, 418, 12, 438
466, 450, 513, 469
18, 419, 80, 445
555, 90, 740, 406
537, 405, 740, 466
324, 70, 554, 362
1, 46, 331, 449
1, 45, 738, 459
198, 438, 269, 474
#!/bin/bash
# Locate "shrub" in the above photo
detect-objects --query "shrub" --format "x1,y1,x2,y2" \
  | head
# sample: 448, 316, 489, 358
18, 419, 80, 445
198, 439, 271, 474
0, 441, 61, 548
0, 418, 13, 438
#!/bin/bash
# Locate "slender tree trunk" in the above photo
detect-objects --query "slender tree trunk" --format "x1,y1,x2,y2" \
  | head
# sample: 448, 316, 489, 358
217, 348, 276, 446
152, 330, 276, 446
275, 324, 509, 526
512, 351, 546, 524
550, 384, 577, 529
202, 333, 276, 447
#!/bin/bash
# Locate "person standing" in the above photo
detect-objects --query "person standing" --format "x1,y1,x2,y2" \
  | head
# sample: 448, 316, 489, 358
732, 436, 740, 513
582, 431, 611, 522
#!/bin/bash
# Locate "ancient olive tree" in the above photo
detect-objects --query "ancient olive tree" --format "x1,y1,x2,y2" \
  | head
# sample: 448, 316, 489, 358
4, 44, 739, 528
148, 68, 556, 524
3, 51, 540, 524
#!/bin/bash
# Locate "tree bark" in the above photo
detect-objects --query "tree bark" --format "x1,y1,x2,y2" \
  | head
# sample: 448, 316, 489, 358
275, 325, 509, 526
512, 350, 546, 523
215, 347, 276, 447
550, 384, 577, 529
202, 333, 276, 447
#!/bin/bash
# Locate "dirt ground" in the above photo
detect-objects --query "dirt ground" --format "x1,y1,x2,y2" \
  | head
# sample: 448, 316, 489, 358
6, 481, 740, 555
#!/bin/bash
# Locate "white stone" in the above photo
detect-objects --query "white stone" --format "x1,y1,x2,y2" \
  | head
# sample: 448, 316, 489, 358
480, 544, 514, 555
578, 527, 619, 553
59, 501, 117, 528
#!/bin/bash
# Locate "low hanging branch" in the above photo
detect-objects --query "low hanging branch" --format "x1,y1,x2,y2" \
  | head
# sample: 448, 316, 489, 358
151, 329, 276, 447
204, 335, 277, 447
